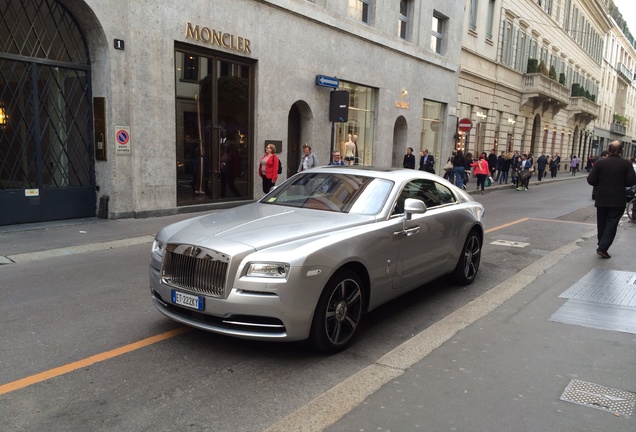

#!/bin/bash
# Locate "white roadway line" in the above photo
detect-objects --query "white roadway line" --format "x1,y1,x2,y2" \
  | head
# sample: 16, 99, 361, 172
262, 237, 587, 432
3, 235, 155, 263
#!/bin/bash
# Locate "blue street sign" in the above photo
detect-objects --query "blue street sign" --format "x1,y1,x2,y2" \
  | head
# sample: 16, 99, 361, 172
315, 75, 339, 88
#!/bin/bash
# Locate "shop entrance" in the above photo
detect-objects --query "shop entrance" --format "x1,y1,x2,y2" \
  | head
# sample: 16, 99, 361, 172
175, 45, 253, 206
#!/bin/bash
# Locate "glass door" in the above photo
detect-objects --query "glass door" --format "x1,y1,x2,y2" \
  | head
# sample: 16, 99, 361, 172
175, 47, 252, 206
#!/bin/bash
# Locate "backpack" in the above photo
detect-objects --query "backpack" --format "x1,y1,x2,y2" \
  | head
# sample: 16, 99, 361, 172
277, 157, 282, 174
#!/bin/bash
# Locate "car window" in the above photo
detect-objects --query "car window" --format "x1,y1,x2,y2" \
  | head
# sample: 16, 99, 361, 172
262, 173, 393, 215
393, 179, 456, 214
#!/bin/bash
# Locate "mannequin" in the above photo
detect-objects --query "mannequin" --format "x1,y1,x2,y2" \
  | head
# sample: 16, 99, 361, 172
344, 133, 356, 165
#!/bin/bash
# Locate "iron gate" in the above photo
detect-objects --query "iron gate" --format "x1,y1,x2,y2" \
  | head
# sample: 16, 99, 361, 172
0, 0, 95, 225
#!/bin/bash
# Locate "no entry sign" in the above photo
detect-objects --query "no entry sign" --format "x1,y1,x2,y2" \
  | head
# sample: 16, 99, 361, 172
458, 118, 473, 133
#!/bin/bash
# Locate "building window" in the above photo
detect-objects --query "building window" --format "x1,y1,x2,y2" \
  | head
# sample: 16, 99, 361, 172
398, 0, 409, 40
348, 0, 370, 24
183, 54, 199, 81
469, 0, 477, 31
335, 82, 375, 166
500, 20, 513, 66
486, 0, 495, 39
431, 12, 446, 54
421, 99, 445, 173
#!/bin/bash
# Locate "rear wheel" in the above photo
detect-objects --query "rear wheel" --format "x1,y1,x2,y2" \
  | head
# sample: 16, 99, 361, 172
309, 269, 364, 353
450, 229, 481, 285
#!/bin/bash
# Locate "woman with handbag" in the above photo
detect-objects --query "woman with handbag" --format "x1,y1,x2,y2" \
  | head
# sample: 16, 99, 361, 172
470, 153, 489, 194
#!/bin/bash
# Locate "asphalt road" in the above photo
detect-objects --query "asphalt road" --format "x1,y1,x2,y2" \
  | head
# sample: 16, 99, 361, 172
0, 177, 598, 431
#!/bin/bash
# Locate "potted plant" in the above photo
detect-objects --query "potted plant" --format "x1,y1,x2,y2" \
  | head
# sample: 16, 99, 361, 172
527, 58, 538, 73
559, 72, 566, 85
537, 60, 549, 76
549, 65, 557, 81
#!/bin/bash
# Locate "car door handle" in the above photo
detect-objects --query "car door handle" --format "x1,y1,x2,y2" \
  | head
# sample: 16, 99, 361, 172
394, 226, 420, 237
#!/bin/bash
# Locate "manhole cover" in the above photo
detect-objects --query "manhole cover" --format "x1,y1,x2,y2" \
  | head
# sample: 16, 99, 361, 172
560, 379, 636, 417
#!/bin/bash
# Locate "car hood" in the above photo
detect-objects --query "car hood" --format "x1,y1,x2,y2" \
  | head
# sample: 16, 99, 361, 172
162, 203, 374, 251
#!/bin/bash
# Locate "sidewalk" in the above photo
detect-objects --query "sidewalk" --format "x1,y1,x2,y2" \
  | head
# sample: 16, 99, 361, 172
322, 219, 636, 431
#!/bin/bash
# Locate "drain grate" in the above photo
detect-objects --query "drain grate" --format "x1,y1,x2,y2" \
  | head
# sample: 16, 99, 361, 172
560, 379, 636, 417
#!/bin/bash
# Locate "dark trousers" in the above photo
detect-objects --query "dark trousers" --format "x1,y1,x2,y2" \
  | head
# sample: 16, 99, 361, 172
221, 172, 241, 197
476, 174, 487, 191
596, 207, 624, 252
537, 169, 545, 181
262, 176, 275, 194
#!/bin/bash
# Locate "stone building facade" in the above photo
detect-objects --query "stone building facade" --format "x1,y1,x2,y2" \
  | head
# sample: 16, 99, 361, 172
0, 0, 464, 225
458, 0, 635, 166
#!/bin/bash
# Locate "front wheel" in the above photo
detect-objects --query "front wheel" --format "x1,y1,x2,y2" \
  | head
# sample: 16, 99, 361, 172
627, 198, 636, 223
450, 229, 482, 285
309, 269, 364, 353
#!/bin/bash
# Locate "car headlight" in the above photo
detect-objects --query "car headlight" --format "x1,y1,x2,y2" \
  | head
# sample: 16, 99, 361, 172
152, 239, 166, 258
246, 263, 289, 278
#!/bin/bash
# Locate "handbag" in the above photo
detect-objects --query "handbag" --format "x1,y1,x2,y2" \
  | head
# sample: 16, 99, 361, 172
443, 161, 453, 171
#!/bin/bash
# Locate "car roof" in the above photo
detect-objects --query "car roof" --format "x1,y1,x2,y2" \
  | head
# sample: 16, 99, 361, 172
300, 165, 439, 182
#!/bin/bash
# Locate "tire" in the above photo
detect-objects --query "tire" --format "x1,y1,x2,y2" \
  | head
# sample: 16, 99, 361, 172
627, 198, 636, 223
450, 229, 482, 285
309, 269, 364, 353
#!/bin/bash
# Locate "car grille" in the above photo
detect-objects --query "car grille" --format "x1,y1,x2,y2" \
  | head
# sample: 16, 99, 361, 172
161, 244, 230, 298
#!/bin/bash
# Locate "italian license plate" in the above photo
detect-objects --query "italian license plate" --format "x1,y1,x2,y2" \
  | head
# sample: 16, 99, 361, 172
171, 290, 205, 311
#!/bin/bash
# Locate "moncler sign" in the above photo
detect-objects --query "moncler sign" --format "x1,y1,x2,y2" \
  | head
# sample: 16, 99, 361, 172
185, 22, 252, 54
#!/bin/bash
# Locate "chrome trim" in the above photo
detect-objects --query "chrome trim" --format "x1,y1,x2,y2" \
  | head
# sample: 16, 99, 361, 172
161, 244, 230, 298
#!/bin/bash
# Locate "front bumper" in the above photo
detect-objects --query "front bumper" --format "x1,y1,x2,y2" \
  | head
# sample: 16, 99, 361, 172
149, 264, 326, 342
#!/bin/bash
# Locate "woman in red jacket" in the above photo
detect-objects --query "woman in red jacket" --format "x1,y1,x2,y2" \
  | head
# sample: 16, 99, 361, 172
471, 152, 490, 195
258, 144, 280, 193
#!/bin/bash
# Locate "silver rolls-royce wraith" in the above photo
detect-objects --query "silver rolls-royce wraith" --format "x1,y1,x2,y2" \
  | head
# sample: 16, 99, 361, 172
150, 166, 484, 352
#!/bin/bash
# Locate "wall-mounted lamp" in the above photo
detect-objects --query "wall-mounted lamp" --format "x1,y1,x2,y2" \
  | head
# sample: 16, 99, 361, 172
0, 103, 7, 130
507, 117, 516, 125
401, 88, 408, 96
476, 111, 487, 120
544, 124, 548, 131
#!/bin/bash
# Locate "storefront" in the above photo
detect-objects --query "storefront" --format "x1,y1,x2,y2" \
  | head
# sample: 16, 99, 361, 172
1, 0, 463, 225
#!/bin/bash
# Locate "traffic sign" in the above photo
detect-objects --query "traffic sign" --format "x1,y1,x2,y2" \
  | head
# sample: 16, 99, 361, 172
458, 118, 472, 133
315, 75, 339, 89
115, 126, 131, 155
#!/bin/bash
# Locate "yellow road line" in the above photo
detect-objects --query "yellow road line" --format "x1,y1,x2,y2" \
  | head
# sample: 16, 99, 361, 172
485, 218, 528, 233
0, 326, 190, 395
485, 217, 595, 234
529, 217, 596, 226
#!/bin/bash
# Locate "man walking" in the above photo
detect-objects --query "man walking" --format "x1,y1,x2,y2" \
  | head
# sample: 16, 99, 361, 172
587, 141, 636, 258
419, 148, 435, 173
536, 153, 548, 181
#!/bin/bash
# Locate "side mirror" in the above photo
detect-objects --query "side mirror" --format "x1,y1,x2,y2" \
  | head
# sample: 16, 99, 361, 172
404, 198, 427, 221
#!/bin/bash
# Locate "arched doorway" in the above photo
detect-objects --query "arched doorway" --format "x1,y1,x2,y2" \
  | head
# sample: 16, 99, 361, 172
529, 114, 541, 156
0, 0, 95, 225
287, 101, 312, 176
392, 116, 408, 167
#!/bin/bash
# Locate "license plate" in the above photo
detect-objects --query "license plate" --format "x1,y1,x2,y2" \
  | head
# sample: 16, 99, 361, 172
171, 290, 205, 311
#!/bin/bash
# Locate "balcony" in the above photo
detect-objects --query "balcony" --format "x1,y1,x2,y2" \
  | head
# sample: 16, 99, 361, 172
616, 62, 633, 83
521, 73, 570, 115
611, 122, 626, 136
568, 96, 599, 124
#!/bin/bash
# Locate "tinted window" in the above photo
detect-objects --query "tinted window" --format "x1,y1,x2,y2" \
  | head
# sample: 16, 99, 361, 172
394, 179, 456, 214
262, 173, 393, 215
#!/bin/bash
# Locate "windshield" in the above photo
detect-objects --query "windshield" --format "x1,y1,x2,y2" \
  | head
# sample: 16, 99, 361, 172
261, 173, 393, 215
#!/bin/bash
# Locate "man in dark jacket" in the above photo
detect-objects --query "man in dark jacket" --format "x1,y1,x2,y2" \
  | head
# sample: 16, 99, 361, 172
536, 153, 548, 181
587, 141, 636, 258
488, 149, 497, 180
